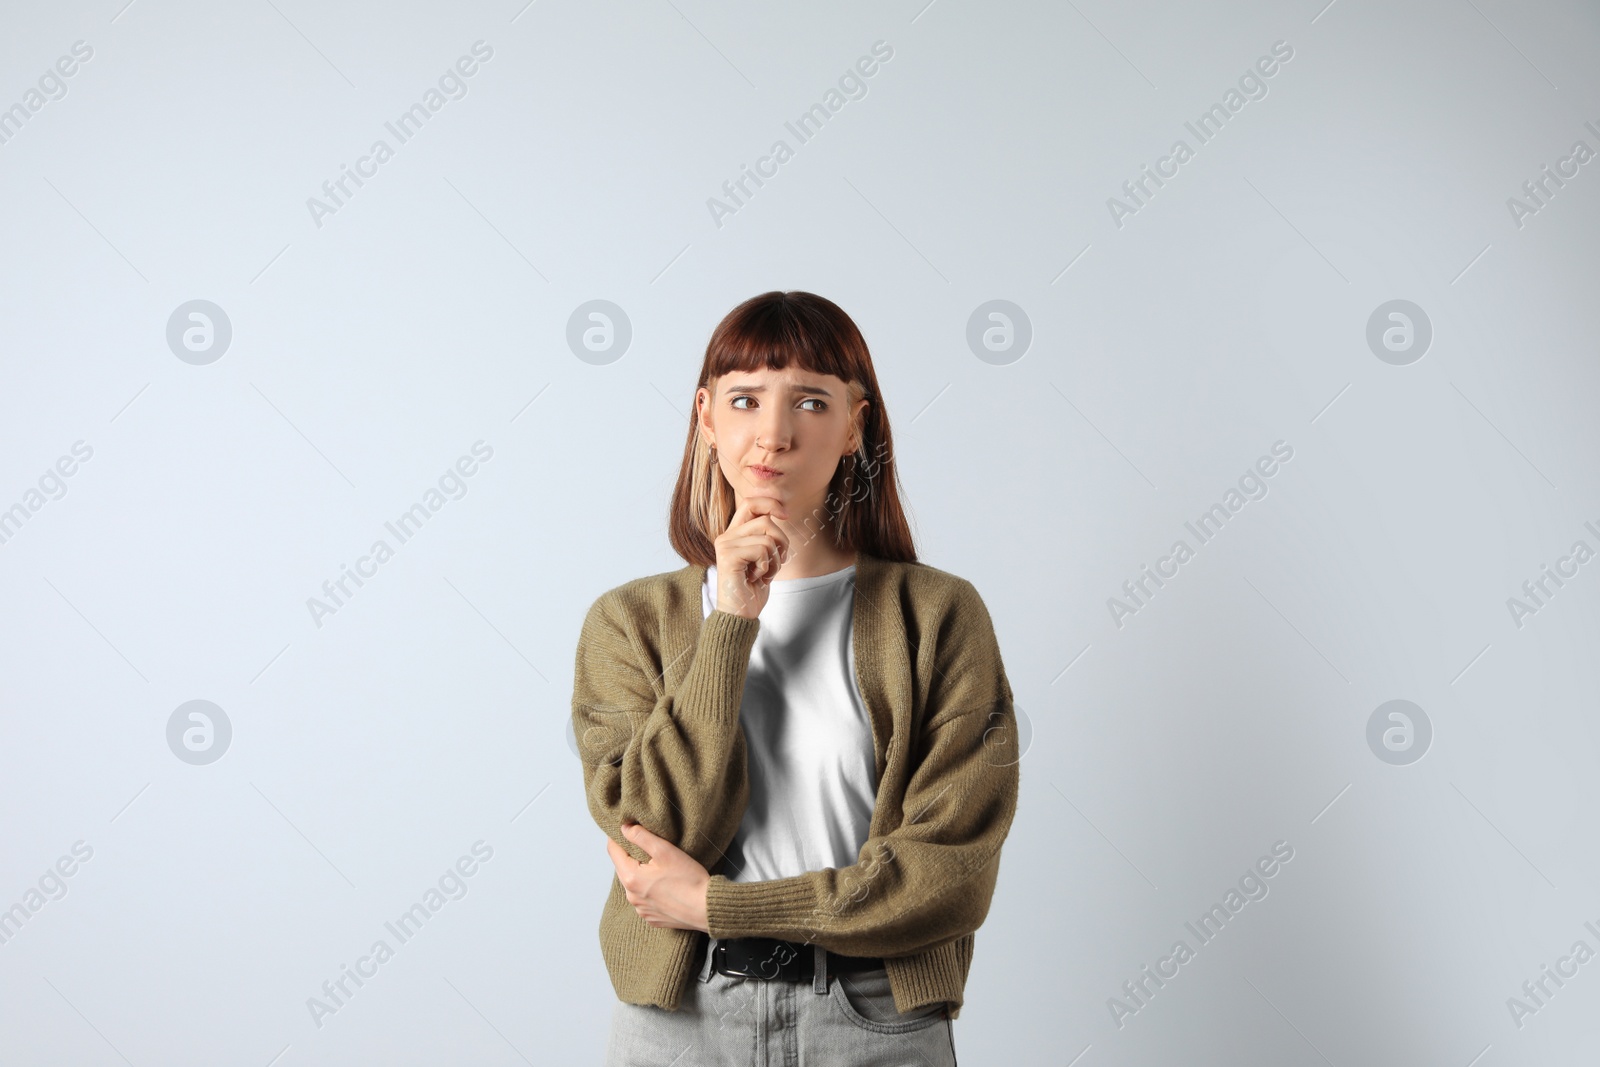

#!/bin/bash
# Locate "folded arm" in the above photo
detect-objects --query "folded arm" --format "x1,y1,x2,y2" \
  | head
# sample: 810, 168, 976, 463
571, 591, 758, 871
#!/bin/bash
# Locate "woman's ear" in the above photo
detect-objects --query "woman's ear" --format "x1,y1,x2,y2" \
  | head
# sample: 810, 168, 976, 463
696, 387, 713, 445
848, 400, 870, 453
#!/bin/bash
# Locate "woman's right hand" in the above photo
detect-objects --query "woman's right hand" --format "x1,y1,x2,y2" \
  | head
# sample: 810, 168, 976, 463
713, 496, 791, 619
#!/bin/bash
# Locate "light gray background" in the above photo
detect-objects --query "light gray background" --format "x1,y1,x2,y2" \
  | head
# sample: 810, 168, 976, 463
2, 0, 1599, 1063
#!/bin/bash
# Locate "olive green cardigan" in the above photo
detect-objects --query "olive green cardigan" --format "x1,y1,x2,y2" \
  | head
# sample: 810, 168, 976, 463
570, 551, 1020, 1019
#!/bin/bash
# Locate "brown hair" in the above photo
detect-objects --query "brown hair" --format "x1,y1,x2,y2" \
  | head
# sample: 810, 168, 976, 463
668, 291, 917, 566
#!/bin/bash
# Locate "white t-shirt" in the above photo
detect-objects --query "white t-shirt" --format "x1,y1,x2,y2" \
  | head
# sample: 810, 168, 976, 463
702, 562, 878, 884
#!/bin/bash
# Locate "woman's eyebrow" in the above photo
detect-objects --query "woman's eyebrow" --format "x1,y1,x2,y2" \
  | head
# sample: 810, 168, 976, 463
723, 383, 834, 396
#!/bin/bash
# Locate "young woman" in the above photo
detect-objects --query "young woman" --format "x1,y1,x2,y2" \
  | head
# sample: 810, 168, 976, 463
571, 291, 1020, 1066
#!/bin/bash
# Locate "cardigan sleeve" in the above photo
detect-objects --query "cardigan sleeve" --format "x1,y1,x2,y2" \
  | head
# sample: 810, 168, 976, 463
571, 589, 759, 872
702, 580, 1021, 958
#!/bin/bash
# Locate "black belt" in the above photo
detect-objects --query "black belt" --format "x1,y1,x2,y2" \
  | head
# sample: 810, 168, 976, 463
711, 936, 883, 982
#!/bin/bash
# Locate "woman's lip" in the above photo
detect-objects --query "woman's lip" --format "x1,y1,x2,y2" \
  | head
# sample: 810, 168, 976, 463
750, 466, 783, 478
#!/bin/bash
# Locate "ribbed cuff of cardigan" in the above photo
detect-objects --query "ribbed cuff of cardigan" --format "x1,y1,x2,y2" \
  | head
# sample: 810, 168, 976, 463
679, 609, 759, 723
703, 873, 814, 938
703, 876, 975, 1016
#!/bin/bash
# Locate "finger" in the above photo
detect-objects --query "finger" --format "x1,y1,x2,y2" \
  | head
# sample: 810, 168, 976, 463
728, 498, 789, 536
758, 516, 791, 560
720, 543, 777, 587
734, 517, 789, 558
606, 835, 639, 868
746, 494, 789, 519
757, 530, 789, 573
640, 828, 681, 858
725, 534, 782, 567
741, 510, 790, 542
619, 823, 655, 859
743, 505, 791, 549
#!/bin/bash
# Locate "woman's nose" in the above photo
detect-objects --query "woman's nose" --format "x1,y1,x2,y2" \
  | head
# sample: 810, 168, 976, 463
756, 419, 791, 449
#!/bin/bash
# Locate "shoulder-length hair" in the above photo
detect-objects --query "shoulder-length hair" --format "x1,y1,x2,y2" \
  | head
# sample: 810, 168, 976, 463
668, 291, 917, 566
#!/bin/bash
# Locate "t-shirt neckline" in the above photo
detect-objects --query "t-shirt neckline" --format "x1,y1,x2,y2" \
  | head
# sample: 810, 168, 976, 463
706, 562, 857, 595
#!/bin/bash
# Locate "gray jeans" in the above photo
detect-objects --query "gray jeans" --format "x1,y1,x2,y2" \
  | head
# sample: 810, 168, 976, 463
604, 938, 958, 1066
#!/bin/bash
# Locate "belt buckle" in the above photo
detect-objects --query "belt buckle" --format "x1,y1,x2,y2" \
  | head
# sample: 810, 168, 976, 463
717, 937, 803, 980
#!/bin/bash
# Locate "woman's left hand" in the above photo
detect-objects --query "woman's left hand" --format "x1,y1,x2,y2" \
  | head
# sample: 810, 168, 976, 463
606, 821, 711, 933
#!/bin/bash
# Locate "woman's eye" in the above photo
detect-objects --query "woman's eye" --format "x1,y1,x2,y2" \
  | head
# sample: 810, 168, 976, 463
801, 398, 826, 412
731, 396, 755, 409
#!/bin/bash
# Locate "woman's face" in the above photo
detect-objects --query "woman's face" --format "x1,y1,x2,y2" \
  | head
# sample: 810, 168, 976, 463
698, 366, 868, 522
